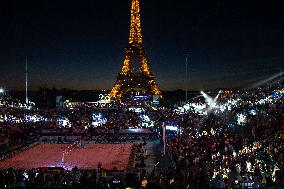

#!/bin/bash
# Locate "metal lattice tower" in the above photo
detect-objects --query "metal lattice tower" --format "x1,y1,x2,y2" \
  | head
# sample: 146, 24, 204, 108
109, 0, 162, 100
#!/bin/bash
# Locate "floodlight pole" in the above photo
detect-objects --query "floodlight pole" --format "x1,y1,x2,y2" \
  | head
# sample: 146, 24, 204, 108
25, 56, 28, 105
185, 52, 191, 102
185, 55, 188, 102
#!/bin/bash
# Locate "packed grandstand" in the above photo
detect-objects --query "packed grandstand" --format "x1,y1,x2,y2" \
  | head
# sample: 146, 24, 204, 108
0, 82, 283, 188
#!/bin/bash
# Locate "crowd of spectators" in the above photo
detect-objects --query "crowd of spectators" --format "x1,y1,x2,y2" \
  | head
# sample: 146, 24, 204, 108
0, 165, 124, 188
0, 82, 284, 188
163, 84, 284, 188
0, 97, 156, 152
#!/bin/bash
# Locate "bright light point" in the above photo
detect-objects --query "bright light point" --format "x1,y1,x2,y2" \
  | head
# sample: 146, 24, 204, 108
0, 88, 4, 93
166, 125, 178, 131
201, 91, 216, 107
237, 113, 247, 125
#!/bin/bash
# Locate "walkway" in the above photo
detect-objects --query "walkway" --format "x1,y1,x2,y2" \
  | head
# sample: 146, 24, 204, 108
143, 140, 175, 173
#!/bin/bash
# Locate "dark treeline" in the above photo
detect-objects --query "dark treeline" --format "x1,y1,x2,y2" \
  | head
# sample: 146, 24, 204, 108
7, 88, 205, 108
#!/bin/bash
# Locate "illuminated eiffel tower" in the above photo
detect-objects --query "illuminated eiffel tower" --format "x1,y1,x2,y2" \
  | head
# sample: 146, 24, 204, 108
109, 0, 162, 100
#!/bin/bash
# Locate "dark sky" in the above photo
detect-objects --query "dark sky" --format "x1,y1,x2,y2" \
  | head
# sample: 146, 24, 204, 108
1, 0, 284, 91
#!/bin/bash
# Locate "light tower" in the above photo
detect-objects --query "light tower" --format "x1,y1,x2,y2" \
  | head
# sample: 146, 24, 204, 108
25, 56, 28, 104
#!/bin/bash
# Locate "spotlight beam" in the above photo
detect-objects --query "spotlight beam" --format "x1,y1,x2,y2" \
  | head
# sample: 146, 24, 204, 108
251, 71, 284, 88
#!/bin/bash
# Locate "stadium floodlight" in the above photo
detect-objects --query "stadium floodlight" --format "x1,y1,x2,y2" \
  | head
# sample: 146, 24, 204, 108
0, 88, 4, 94
213, 90, 222, 102
200, 91, 213, 104
201, 90, 221, 109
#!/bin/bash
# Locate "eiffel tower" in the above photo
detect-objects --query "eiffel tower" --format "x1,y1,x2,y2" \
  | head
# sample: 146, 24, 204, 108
109, 0, 162, 100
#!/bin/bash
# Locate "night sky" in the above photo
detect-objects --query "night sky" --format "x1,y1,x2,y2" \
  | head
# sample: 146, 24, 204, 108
1, 0, 284, 91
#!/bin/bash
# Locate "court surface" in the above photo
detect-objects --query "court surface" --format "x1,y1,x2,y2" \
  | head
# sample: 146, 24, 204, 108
0, 143, 133, 170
